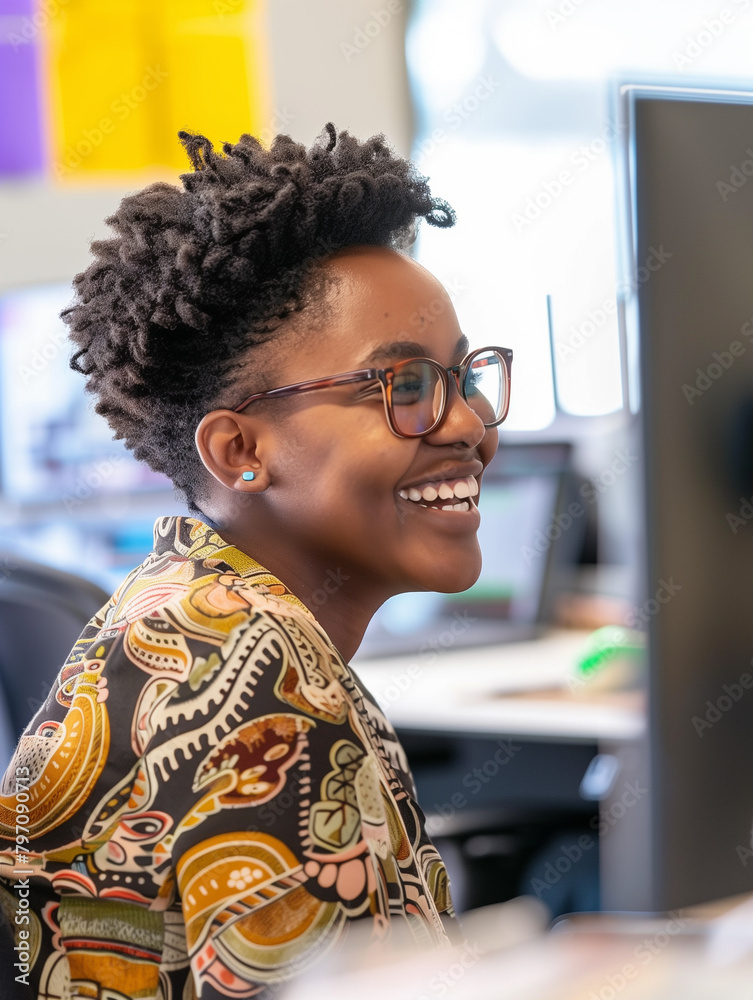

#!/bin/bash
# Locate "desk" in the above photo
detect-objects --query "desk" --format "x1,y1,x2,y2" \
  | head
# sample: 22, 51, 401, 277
354, 629, 644, 825
284, 893, 753, 1000
354, 629, 645, 743
354, 630, 646, 910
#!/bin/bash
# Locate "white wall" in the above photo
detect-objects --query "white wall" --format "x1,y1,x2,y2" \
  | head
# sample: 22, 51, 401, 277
0, 0, 413, 293
0, 184, 132, 292
265, 0, 412, 153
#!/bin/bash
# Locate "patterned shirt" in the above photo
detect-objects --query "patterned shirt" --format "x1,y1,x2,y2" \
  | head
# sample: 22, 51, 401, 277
0, 516, 454, 998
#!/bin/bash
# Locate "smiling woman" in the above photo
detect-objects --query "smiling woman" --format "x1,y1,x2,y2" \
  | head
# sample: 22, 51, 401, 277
0, 124, 512, 999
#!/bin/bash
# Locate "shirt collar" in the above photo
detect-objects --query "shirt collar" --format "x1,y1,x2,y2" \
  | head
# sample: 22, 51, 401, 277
152, 515, 315, 619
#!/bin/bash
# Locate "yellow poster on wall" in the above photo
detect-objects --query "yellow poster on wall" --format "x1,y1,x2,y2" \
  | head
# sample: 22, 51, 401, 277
46, 0, 271, 181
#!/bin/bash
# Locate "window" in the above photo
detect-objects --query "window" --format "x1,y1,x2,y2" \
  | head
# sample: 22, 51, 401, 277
408, 0, 753, 425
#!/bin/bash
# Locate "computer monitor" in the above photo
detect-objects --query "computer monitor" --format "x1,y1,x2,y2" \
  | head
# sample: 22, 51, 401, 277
603, 85, 753, 912
0, 282, 170, 503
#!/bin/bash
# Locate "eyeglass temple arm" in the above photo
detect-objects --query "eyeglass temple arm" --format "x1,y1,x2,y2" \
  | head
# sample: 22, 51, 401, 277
233, 370, 380, 413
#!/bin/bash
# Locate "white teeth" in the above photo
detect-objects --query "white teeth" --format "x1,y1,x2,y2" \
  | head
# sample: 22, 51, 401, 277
417, 501, 470, 512
400, 477, 479, 505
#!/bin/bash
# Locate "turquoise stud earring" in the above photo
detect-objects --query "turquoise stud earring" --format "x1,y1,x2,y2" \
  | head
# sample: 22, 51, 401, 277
242, 471, 256, 482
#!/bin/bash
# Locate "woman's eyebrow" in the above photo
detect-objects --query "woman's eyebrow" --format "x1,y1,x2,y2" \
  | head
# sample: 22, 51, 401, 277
361, 335, 470, 366
455, 334, 470, 357
361, 341, 427, 365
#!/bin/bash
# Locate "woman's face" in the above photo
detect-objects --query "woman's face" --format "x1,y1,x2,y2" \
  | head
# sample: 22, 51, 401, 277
241, 246, 499, 601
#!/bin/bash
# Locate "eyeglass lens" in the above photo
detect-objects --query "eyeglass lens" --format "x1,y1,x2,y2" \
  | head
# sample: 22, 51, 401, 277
390, 350, 506, 436
391, 362, 440, 435
465, 351, 504, 426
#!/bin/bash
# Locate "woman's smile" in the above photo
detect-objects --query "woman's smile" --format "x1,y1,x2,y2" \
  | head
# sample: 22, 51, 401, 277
397, 472, 481, 510
395, 474, 484, 550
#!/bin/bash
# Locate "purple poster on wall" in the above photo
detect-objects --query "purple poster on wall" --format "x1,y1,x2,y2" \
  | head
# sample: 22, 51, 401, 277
0, 0, 44, 176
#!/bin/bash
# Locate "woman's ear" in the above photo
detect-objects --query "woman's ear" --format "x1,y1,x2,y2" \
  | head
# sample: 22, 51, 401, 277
194, 410, 270, 494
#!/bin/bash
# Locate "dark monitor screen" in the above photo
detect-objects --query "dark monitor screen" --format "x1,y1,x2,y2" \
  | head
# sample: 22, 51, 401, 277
605, 85, 753, 913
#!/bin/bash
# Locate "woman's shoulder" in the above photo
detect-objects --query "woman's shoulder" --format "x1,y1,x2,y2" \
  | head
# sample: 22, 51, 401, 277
98, 516, 348, 732
109, 514, 322, 645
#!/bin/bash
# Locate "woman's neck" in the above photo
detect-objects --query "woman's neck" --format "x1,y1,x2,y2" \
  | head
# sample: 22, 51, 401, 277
207, 518, 391, 662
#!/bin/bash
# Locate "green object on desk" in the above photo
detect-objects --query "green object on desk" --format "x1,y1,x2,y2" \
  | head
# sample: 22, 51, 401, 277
576, 625, 645, 678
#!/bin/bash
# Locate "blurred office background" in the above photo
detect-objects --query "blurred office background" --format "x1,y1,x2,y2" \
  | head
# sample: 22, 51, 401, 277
4, 0, 753, 916
2, 0, 752, 587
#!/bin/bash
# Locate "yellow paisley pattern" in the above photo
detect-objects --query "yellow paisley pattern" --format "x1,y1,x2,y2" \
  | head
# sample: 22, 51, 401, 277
0, 516, 454, 999
0, 665, 110, 839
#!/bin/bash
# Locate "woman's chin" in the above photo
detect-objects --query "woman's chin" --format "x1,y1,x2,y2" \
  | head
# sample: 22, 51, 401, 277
408, 553, 483, 596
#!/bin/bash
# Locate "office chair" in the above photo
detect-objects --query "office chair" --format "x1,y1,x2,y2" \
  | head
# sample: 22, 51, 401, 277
0, 553, 110, 749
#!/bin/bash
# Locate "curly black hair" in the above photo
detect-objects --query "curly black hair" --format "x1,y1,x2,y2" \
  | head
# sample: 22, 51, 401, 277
63, 123, 456, 511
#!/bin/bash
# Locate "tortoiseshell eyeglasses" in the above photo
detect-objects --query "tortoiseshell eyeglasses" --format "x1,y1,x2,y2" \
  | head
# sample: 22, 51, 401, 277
232, 346, 513, 439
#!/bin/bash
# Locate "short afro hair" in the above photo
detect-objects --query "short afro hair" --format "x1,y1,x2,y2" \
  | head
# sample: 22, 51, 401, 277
63, 123, 456, 511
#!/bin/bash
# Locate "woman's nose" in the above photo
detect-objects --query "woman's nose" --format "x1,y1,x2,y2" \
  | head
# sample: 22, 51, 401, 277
424, 376, 487, 449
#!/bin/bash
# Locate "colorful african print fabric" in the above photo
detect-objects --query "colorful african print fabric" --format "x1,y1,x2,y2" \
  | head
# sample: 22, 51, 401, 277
0, 516, 454, 999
